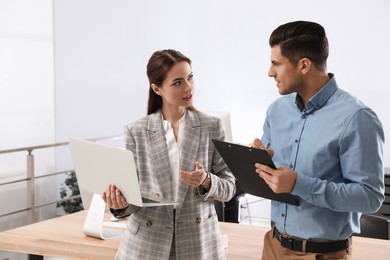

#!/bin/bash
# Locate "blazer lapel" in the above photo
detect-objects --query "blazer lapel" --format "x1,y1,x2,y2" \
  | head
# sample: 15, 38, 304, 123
146, 112, 174, 201
176, 110, 201, 208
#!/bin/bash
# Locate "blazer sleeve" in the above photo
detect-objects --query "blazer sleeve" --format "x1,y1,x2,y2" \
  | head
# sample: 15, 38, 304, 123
198, 118, 236, 202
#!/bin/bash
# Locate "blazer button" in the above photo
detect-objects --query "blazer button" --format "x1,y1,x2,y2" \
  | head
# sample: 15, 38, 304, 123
195, 217, 202, 224
147, 220, 153, 227
155, 193, 160, 198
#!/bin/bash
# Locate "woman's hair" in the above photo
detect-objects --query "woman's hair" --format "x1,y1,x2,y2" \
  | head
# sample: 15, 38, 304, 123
146, 49, 194, 115
269, 21, 329, 72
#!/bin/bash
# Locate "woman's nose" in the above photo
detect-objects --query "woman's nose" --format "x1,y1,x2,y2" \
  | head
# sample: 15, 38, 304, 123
184, 80, 193, 91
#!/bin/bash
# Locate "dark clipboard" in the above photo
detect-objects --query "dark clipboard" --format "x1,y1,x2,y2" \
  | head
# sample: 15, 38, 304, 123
212, 139, 299, 206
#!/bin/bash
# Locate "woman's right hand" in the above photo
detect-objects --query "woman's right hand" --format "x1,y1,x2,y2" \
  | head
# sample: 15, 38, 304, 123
102, 184, 129, 210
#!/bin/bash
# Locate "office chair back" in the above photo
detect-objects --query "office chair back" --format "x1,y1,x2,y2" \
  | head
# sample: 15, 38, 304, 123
354, 213, 390, 240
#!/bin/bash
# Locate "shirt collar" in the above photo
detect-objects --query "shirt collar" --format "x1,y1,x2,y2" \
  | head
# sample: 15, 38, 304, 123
295, 73, 338, 113
162, 110, 186, 131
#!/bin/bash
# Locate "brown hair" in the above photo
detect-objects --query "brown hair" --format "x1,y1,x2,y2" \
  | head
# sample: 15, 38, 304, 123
146, 49, 194, 115
269, 21, 329, 72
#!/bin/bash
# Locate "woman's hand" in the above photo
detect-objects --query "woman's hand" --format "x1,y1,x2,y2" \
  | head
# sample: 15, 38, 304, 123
180, 161, 208, 187
102, 184, 129, 210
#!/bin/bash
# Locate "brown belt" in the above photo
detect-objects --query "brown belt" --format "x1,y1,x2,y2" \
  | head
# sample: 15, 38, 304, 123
273, 226, 351, 254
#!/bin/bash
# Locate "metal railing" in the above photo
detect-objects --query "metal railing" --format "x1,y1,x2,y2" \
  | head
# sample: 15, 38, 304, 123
0, 135, 122, 224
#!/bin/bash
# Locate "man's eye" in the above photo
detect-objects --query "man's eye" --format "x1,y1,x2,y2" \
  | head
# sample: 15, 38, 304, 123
173, 81, 181, 86
188, 74, 194, 81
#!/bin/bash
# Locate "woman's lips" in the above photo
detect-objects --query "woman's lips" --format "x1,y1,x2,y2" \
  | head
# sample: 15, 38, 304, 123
183, 94, 192, 101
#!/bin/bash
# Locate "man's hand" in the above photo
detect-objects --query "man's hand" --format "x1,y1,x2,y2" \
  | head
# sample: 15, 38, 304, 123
255, 164, 297, 193
251, 138, 274, 158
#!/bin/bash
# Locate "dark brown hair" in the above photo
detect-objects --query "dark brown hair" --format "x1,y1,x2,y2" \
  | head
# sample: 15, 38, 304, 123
146, 49, 194, 115
269, 21, 329, 71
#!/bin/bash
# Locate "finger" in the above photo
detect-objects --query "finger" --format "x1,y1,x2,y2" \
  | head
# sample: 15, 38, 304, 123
261, 174, 276, 192
180, 171, 201, 186
101, 192, 107, 202
196, 161, 203, 170
256, 165, 273, 177
120, 196, 128, 208
252, 138, 264, 149
267, 148, 275, 158
115, 189, 123, 206
115, 189, 128, 208
104, 189, 113, 208
110, 185, 122, 208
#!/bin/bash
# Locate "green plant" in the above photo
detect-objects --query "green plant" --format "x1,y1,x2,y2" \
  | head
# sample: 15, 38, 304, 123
57, 171, 84, 214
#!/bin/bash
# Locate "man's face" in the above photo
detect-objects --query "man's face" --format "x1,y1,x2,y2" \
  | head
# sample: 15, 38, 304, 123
268, 45, 303, 95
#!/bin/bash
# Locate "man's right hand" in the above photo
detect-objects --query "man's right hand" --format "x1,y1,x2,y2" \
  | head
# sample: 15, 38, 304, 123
251, 138, 274, 158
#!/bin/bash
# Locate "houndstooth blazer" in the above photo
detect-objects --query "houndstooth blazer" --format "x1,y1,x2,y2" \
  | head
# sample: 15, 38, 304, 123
114, 109, 236, 260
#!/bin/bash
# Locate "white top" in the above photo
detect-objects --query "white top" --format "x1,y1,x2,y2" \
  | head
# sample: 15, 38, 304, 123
162, 114, 185, 206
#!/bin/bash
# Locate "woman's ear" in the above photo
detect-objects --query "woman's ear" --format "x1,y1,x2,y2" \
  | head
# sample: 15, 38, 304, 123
151, 84, 162, 96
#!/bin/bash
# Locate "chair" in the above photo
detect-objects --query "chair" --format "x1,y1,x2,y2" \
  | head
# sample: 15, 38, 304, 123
375, 172, 390, 218
214, 200, 225, 221
354, 213, 390, 240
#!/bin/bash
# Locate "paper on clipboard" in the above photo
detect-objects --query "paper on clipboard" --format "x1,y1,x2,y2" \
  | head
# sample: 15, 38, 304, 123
212, 139, 299, 206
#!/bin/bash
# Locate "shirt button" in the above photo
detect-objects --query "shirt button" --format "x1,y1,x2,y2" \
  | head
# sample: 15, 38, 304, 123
195, 217, 202, 224
294, 140, 298, 143
281, 214, 285, 217
147, 220, 153, 227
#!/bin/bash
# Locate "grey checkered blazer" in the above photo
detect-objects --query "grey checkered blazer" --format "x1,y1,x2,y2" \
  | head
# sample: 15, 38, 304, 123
114, 109, 236, 260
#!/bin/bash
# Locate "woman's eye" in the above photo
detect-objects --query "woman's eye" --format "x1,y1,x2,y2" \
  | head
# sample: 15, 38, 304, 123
172, 81, 181, 86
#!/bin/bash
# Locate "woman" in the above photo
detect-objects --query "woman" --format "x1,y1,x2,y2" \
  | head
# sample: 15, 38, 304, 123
102, 49, 236, 259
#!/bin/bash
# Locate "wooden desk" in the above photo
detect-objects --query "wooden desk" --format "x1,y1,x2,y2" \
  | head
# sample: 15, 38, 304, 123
0, 210, 390, 259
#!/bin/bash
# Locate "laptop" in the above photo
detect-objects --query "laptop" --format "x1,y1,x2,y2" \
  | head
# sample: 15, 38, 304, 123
212, 139, 299, 206
69, 138, 179, 208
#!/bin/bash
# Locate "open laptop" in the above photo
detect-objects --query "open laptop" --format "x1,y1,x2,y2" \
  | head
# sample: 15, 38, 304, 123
69, 138, 179, 208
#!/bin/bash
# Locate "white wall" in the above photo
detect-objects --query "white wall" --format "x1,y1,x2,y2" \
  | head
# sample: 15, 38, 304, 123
0, 0, 56, 180
0, 0, 57, 200
54, 0, 390, 167
0, 1, 55, 259
0, 0, 55, 150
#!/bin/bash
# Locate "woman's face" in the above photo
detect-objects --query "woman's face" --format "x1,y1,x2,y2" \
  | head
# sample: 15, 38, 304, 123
153, 61, 194, 110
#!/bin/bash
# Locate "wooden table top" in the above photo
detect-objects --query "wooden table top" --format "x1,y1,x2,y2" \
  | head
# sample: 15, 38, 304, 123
0, 210, 389, 259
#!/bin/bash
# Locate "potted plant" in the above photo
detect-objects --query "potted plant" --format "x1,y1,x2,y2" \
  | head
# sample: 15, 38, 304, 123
57, 171, 84, 214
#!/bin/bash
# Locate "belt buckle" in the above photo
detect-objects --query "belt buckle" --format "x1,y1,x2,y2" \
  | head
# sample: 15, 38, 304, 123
280, 237, 295, 250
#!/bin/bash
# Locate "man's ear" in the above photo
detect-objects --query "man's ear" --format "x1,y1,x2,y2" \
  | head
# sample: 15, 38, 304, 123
151, 84, 162, 96
299, 58, 312, 74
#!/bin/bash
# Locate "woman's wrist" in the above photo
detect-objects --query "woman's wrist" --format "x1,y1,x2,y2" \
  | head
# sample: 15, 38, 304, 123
201, 172, 211, 190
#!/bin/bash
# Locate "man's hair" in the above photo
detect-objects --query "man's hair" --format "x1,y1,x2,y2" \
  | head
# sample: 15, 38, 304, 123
269, 21, 329, 71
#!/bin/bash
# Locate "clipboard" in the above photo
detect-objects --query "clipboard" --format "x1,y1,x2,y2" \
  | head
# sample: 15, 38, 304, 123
212, 139, 299, 206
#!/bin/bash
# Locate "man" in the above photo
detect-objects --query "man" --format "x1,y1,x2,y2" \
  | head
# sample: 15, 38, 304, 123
253, 21, 385, 259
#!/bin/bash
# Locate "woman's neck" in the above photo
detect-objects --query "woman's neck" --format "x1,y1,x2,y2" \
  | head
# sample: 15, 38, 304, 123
161, 106, 186, 124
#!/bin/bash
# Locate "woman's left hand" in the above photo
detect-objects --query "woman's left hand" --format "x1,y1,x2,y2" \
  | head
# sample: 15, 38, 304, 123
180, 161, 207, 187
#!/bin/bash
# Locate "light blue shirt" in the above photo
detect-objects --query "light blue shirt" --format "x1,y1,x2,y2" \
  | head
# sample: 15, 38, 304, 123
262, 74, 385, 241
